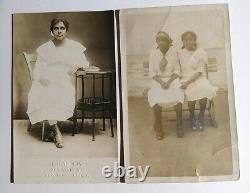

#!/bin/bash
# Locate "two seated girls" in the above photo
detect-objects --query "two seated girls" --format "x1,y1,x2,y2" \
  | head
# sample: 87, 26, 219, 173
148, 31, 217, 140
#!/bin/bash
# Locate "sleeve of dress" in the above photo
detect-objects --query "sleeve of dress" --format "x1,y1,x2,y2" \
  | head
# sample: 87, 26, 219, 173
148, 51, 158, 78
73, 43, 89, 70
196, 49, 208, 73
172, 51, 181, 76
32, 47, 47, 81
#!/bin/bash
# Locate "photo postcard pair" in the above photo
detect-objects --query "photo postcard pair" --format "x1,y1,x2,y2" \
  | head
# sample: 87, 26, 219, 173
11, 3, 239, 183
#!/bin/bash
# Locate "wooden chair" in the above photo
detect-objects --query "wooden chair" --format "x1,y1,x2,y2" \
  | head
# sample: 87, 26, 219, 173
22, 52, 47, 141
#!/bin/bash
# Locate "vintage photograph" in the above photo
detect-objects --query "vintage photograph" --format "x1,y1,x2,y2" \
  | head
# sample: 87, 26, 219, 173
119, 4, 239, 182
12, 11, 118, 183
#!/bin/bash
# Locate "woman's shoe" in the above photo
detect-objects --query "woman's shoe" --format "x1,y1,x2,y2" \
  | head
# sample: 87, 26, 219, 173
55, 140, 64, 148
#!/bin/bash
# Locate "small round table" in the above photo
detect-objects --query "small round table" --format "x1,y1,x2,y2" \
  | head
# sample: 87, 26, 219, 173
72, 69, 115, 141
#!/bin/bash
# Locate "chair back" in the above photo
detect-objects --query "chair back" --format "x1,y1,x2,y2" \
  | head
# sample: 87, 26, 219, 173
22, 52, 37, 80
205, 57, 218, 79
142, 57, 218, 78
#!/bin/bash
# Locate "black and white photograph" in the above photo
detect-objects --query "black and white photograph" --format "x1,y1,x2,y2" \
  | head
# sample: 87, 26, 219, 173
12, 11, 118, 183
119, 4, 239, 182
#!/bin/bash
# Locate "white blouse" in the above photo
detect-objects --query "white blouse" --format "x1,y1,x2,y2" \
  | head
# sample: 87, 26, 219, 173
178, 47, 208, 80
149, 47, 180, 78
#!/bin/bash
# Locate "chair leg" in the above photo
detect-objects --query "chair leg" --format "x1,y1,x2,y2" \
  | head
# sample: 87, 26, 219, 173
81, 110, 84, 130
72, 108, 78, 136
102, 110, 106, 131
92, 112, 95, 141
42, 121, 45, 141
27, 121, 32, 132
209, 100, 218, 128
109, 111, 114, 137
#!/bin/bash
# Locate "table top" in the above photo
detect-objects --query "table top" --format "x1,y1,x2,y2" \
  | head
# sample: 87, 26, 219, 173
76, 68, 114, 75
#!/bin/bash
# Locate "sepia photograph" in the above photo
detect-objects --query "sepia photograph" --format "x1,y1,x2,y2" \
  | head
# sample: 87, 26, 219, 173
2, 0, 250, 192
119, 4, 239, 182
12, 11, 118, 183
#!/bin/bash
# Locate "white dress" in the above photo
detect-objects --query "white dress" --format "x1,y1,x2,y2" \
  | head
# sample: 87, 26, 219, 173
178, 48, 217, 101
147, 48, 184, 108
27, 38, 89, 124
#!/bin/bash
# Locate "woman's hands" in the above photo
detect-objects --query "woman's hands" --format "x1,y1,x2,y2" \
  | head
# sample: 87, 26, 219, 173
180, 81, 190, 89
153, 75, 175, 90
39, 77, 50, 86
161, 80, 171, 89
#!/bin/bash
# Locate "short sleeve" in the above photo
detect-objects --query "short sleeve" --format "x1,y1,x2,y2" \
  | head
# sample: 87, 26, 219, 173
71, 41, 89, 70
77, 42, 86, 53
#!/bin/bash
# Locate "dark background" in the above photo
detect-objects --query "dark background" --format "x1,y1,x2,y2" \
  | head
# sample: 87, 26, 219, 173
12, 11, 116, 119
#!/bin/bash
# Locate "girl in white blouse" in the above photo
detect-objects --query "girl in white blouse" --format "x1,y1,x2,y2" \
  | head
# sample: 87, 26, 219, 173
178, 31, 217, 131
148, 31, 184, 139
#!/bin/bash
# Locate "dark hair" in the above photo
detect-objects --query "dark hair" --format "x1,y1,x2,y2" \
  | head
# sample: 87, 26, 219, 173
50, 18, 69, 32
181, 31, 197, 49
155, 31, 173, 46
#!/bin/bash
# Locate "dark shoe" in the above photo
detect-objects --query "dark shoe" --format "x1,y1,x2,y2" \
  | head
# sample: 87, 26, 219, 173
177, 130, 184, 138
154, 123, 163, 140
154, 125, 163, 140
189, 114, 197, 131
44, 125, 56, 142
155, 130, 163, 140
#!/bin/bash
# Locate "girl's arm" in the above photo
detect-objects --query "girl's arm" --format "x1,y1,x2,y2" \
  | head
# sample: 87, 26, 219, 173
181, 72, 201, 89
181, 50, 206, 89
149, 51, 165, 87
153, 75, 164, 85
181, 59, 203, 89
164, 52, 181, 88
153, 75, 172, 90
163, 73, 180, 89
154, 73, 180, 89
186, 72, 202, 84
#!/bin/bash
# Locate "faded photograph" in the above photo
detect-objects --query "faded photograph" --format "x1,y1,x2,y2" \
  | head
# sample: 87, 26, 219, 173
119, 4, 239, 182
12, 11, 118, 183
